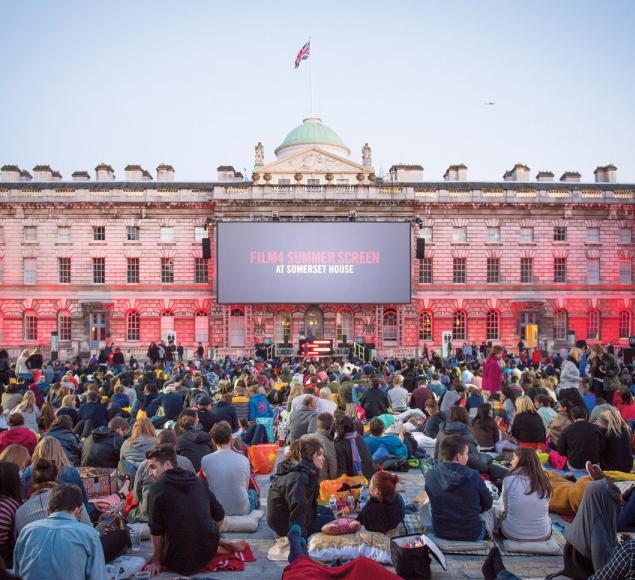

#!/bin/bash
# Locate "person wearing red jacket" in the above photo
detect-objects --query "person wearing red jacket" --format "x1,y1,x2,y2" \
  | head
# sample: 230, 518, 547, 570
0, 413, 38, 455
482, 345, 504, 396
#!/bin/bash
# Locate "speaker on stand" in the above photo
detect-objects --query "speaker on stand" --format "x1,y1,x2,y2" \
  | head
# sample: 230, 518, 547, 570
202, 238, 211, 260
416, 237, 425, 260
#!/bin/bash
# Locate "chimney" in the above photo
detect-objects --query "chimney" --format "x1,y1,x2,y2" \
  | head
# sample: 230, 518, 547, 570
536, 171, 554, 183
33, 165, 53, 181
217, 165, 237, 182
510, 163, 530, 182
95, 163, 115, 181
51, 170, 62, 181
156, 164, 175, 181
388, 164, 424, 182
443, 163, 468, 182
141, 169, 153, 181
20, 170, 32, 181
503, 170, 513, 182
560, 171, 581, 183
594, 164, 617, 183
72, 171, 90, 182
1, 165, 21, 182
125, 164, 144, 181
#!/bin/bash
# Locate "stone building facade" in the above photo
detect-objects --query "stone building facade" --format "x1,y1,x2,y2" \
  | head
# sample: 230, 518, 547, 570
0, 119, 633, 359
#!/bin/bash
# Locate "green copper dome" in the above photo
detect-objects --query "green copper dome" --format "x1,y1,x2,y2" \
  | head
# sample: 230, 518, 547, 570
275, 117, 350, 157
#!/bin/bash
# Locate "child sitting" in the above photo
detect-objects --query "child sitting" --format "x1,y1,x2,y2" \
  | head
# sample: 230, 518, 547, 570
357, 472, 405, 534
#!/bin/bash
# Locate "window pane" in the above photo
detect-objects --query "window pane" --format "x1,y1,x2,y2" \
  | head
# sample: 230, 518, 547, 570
554, 227, 567, 242
127, 258, 140, 284
620, 261, 633, 284
160, 227, 174, 243
195, 313, 209, 343
93, 226, 105, 241
23, 226, 37, 241
453, 312, 466, 341
554, 310, 568, 340
554, 258, 567, 283
57, 226, 71, 242
619, 312, 632, 339
453, 258, 466, 284
58, 314, 72, 341
195, 258, 209, 283
58, 257, 71, 284
92, 257, 105, 284
419, 312, 432, 341
587, 259, 600, 284
24, 315, 37, 341
486, 258, 500, 284
520, 258, 533, 283
619, 228, 632, 244
452, 227, 467, 243
586, 227, 600, 243
418, 257, 433, 284
486, 311, 500, 340
161, 258, 174, 283
486, 227, 500, 242
587, 311, 600, 340
127, 226, 140, 241
520, 227, 534, 243
127, 311, 140, 341
24, 258, 37, 285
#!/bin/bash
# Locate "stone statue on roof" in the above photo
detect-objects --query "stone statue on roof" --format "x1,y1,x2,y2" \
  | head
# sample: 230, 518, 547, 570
255, 142, 264, 167
362, 143, 372, 168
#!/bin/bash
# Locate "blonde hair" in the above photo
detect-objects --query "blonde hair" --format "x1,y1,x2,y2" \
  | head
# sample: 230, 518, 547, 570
32, 437, 70, 471
599, 406, 631, 438
515, 396, 537, 414
20, 349, 29, 357
288, 382, 304, 403
0, 444, 31, 470
130, 418, 156, 440
17, 390, 37, 413
61, 395, 76, 408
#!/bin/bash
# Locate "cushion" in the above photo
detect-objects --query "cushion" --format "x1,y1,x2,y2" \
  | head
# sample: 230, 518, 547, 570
221, 509, 264, 532
501, 534, 563, 555
308, 531, 391, 564
322, 518, 361, 536
425, 533, 492, 553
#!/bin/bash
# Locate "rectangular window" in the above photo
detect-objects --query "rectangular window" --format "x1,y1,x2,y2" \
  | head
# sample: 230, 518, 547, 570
418, 257, 433, 284
127, 226, 140, 241
58, 257, 71, 284
620, 261, 633, 284
160, 227, 174, 243
92, 257, 105, 284
23, 226, 37, 242
277, 179, 291, 185
24, 315, 37, 341
619, 228, 632, 244
486, 227, 501, 243
23, 258, 37, 285
0, 226, 4, 243
161, 257, 174, 283
195, 314, 209, 343
586, 227, 600, 243
554, 226, 567, 242
587, 259, 600, 284
519, 227, 534, 243
419, 226, 433, 242
127, 258, 140, 284
554, 257, 567, 283
307, 178, 320, 185
57, 226, 71, 242
453, 257, 466, 284
194, 227, 207, 242
452, 227, 467, 243
520, 257, 533, 284
58, 315, 72, 341
195, 258, 209, 283
486, 258, 500, 284
92, 226, 105, 241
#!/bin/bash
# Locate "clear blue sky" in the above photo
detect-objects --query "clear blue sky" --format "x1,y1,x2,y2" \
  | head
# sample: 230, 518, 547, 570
1, 0, 634, 182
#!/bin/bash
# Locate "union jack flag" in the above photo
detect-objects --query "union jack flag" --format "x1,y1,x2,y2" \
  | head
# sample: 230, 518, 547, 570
294, 40, 311, 69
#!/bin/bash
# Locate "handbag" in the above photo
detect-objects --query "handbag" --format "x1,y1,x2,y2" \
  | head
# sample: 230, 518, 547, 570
390, 534, 446, 580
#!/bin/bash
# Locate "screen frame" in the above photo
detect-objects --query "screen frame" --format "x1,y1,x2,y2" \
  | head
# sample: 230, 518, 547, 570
215, 220, 412, 305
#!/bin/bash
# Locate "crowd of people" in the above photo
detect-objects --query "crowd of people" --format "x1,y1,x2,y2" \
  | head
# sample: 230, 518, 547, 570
0, 339, 633, 578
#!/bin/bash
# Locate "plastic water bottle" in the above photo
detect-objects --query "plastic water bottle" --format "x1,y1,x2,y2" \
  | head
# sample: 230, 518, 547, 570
359, 486, 369, 510
329, 494, 337, 513
347, 492, 356, 512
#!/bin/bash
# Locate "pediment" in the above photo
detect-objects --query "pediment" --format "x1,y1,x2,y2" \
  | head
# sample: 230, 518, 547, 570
258, 147, 370, 175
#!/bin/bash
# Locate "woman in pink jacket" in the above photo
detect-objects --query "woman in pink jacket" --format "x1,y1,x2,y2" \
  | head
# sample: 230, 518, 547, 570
482, 345, 504, 395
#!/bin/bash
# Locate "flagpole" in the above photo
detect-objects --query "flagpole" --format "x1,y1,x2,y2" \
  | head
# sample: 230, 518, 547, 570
309, 37, 314, 116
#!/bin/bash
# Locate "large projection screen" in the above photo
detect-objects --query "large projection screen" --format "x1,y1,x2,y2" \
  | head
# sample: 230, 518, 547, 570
216, 222, 411, 304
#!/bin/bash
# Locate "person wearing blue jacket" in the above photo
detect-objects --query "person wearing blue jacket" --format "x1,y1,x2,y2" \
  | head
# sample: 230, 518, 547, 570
248, 387, 274, 421
425, 434, 493, 541
364, 418, 408, 460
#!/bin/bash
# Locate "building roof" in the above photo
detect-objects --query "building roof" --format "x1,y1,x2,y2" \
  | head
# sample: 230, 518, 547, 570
594, 164, 617, 173
125, 164, 143, 171
217, 165, 235, 172
1, 165, 20, 172
33, 165, 52, 172
536, 171, 554, 177
275, 117, 350, 156
72, 171, 90, 177
157, 164, 175, 171
95, 163, 114, 171
390, 164, 424, 171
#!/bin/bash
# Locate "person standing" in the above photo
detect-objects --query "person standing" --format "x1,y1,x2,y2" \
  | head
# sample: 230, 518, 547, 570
482, 345, 503, 396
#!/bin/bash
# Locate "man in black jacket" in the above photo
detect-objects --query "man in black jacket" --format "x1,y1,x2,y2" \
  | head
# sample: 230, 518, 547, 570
146, 444, 245, 576
80, 416, 127, 468
558, 406, 605, 469
212, 392, 239, 431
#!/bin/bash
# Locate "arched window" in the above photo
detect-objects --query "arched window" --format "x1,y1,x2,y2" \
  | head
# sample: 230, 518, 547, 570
336, 309, 353, 342
382, 309, 398, 344
160, 310, 175, 342
274, 310, 292, 344
126, 311, 140, 342
453, 311, 467, 341
486, 310, 500, 341
304, 306, 323, 339
58, 310, 72, 342
194, 311, 209, 343
419, 312, 432, 341
619, 311, 632, 339
229, 308, 245, 347
554, 309, 568, 341
587, 310, 601, 340
23, 310, 37, 342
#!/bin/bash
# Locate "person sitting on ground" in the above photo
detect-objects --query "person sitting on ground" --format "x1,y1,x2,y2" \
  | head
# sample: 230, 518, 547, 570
80, 416, 127, 468
439, 382, 465, 415
196, 396, 218, 433
499, 447, 552, 542
43, 415, 82, 466
10, 392, 40, 433
508, 396, 546, 449
212, 391, 239, 432
201, 421, 252, 516
409, 379, 435, 413
248, 386, 274, 422
357, 471, 406, 535
77, 391, 109, 432
0, 461, 23, 568
466, 387, 485, 412
0, 414, 37, 456
364, 418, 408, 460
55, 394, 79, 427
470, 404, 499, 451
422, 399, 444, 438
534, 394, 557, 430
14, 484, 105, 580
0, 444, 31, 473
231, 384, 251, 426
175, 409, 213, 472
267, 438, 335, 539
128, 429, 195, 523
558, 406, 605, 470
145, 444, 246, 577
425, 434, 494, 541
594, 406, 632, 473
334, 415, 376, 480
616, 390, 635, 424
119, 418, 156, 477
547, 399, 572, 447
359, 378, 389, 420
289, 396, 318, 443
301, 413, 337, 482
109, 384, 130, 416
387, 375, 409, 413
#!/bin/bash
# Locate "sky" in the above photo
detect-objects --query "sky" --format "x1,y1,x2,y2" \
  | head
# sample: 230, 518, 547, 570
1, 0, 634, 182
